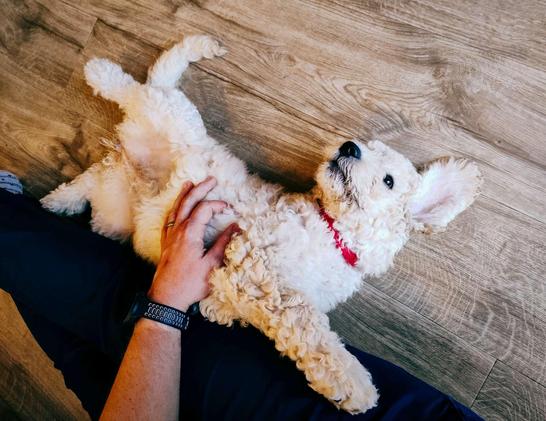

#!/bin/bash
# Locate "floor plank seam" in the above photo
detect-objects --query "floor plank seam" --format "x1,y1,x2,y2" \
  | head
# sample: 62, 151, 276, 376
20, 15, 84, 51
64, 18, 99, 92
480, 191, 546, 227
335, 296, 487, 405
470, 358, 497, 407
498, 359, 546, 389
93, 17, 161, 52
434, 112, 546, 173
360, 1, 546, 75
190, 1, 266, 38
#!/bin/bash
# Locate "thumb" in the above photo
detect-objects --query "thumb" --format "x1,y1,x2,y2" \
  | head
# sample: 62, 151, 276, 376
205, 223, 240, 267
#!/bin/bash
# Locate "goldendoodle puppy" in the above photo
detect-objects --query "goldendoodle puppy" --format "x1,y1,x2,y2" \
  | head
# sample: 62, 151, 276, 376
42, 35, 482, 413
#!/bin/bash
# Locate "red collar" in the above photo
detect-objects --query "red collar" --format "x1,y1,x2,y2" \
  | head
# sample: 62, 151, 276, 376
318, 206, 359, 267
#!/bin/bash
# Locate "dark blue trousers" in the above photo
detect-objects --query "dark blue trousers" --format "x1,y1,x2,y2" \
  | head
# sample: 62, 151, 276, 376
0, 188, 482, 420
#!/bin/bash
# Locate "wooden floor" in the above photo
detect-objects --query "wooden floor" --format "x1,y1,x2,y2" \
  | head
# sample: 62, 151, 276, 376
1, 0, 545, 419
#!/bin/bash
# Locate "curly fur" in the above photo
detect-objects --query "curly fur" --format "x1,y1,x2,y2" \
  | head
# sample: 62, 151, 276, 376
41, 35, 482, 414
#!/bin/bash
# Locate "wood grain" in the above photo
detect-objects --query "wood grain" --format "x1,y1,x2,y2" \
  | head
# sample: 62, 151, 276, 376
0, 292, 88, 420
329, 283, 495, 405
0, 51, 103, 197
1, 0, 545, 419
472, 360, 546, 421
0, 0, 96, 87
379, 194, 546, 384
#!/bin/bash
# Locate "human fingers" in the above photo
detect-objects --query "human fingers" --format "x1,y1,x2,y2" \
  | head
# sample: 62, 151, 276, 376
175, 176, 217, 223
161, 181, 194, 246
205, 223, 240, 267
185, 200, 228, 240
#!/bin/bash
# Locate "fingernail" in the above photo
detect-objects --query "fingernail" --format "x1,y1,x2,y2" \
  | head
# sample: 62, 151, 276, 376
231, 223, 242, 234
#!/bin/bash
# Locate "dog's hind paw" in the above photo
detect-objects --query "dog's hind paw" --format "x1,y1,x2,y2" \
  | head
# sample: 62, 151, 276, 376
40, 184, 87, 215
183, 35, 227, 62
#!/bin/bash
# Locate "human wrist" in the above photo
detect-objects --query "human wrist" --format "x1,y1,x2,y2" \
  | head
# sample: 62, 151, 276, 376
135, 317, 182, 335
147, 284, 193, 313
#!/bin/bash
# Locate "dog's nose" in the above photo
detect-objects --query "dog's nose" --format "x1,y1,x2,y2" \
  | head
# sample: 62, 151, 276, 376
338, 141, 361, 159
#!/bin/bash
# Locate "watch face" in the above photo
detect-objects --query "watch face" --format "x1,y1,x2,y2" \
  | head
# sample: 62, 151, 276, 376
136, 292, 149, 314
188, 302, 200, 316
123, 292, 148, 325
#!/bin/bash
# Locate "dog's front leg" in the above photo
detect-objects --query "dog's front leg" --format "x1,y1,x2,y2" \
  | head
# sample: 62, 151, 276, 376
200, 242, 378, 413
215, 277, 379, 414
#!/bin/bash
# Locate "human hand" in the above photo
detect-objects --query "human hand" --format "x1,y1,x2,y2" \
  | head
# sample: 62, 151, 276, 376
148, 177, 240, 312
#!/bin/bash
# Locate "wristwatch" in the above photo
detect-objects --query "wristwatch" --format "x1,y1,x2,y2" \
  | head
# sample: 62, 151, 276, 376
124, 292, 192, 331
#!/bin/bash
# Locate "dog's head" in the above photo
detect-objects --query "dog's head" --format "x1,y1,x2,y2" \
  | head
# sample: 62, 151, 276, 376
315, 139, 482, 275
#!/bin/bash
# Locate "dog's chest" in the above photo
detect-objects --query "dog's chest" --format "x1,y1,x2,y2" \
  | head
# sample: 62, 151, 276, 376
237, 203, 362, 312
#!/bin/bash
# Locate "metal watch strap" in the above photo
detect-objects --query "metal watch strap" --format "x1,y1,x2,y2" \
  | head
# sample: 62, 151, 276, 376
125, 292, 190, 331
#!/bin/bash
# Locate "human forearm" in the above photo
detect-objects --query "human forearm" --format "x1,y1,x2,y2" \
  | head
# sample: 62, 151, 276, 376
100, 319, 181, 421
100, 178, 238, 420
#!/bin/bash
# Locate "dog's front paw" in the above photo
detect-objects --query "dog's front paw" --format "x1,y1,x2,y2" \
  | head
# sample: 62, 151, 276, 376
337, 357, 379, 414
183, 35, 227, 62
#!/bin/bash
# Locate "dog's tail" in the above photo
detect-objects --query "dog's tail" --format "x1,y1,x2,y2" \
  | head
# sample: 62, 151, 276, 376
84, 58, 139, 107
147, 35, 227, 89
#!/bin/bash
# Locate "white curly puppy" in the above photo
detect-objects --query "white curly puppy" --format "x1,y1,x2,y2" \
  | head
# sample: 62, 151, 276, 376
41, 35, 482, 414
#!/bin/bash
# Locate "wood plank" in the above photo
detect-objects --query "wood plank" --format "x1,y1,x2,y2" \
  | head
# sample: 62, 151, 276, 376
0, 50, 104, 197
360, 0, 546, 71
0, 0, 96, 87
0, 292, 88, 420
374, 194, 546, 385
329, 283, 495, 406
472, 361, 546, 421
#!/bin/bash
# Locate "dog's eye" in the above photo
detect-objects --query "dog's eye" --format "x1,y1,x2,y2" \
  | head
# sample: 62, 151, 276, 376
383, 174, 394, 189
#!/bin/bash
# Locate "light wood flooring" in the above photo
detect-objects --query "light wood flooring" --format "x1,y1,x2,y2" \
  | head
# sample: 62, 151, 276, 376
1, 1, 545, 419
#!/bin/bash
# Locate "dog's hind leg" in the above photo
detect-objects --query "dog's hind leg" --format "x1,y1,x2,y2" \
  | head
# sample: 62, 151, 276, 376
41, 164, 100, 216
84, 59, 139, 107
41, 157, 134, 241
147, 35, 227, 89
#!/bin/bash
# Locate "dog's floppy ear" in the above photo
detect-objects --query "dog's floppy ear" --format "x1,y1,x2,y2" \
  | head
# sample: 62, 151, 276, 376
409, 158, 482, 233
